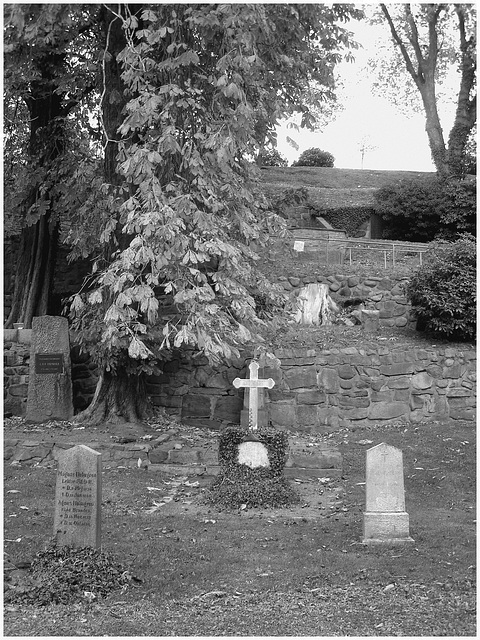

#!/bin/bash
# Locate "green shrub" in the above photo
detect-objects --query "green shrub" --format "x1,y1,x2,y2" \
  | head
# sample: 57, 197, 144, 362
267, 186, 309, 219
374, 177, 476, 241
258, 148, 288, 167
292, 148, 335, 167
205, 425, 300, 509
406, 234, 476, 341
320, 206, 372, 236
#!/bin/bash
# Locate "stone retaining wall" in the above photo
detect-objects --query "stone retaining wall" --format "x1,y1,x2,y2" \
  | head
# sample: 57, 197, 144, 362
155, 344, 476, 432
4, 332, 476, 431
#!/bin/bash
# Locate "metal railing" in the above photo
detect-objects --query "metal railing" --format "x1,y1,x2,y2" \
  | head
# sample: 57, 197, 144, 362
273, 232, 430, 268
343, 238, 430, 268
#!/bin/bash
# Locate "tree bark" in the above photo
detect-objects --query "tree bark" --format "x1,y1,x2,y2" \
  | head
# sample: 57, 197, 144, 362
294, 283, 339, 326
5, 52, 65, 329
74, 369, 151, 425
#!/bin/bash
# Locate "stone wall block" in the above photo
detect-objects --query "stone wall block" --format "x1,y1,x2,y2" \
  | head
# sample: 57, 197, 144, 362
341, 407, 368, 420
181, 394, 211, 418
338, 396, 370, 408
449, 407, 475, 420
426, 365, 443, 378
213, 396, 243, 422
387, 376, 410, 390
337, 364, 356, 380
269, 404, 296, 428
380, 363, 416, 376
411, 372, 434, 390
317, 369, 339, 393
371, 390, 394, 403
368, 401, 409, 420
370, 378, 387, 392
284, 366, 317, 389
296, 404, 318, 425
446, 387, 474, 398
296, 390, 326, 405
443, 365, 463, 378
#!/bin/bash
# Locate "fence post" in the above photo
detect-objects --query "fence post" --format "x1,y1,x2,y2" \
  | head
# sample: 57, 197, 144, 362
392, 243, 395, 267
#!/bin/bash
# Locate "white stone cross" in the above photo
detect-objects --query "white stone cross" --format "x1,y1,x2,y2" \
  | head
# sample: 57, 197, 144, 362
233, 360, 275, 431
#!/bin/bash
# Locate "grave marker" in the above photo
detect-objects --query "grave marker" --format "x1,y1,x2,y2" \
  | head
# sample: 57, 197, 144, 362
363, 442, 413, 544
26, 315, 73, 422
233, 361, 275, 431
54, 445, 102, 548
233, 360, 275, 469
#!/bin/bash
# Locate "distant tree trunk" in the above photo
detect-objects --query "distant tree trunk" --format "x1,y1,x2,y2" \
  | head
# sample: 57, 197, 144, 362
5, 54, 65, 329
380, 4, 476, 179
446, 6, 476, 178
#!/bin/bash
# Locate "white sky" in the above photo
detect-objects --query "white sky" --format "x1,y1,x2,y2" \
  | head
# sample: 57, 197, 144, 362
276, 16, 457, 171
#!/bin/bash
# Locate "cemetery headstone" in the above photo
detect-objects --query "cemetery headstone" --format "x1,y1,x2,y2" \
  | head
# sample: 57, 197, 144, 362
363, 442, 413, 544
233, 361, 275, 431
26, 315, 73, 422
54, 445, 102, 548
233, 361, 275, 469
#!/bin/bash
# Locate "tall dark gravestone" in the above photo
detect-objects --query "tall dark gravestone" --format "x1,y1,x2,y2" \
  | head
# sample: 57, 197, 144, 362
26, 316, 73, 422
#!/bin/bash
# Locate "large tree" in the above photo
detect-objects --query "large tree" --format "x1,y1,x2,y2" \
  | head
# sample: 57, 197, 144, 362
373, 3, 476, 178
3, 3, 99, 328
68, 3, 362, 424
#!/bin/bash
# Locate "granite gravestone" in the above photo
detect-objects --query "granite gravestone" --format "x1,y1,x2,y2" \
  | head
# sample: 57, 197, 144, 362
363, 442, 413, 544
233, 361, 275, 469
54, 445, 102, 548
26, 315, 73, 422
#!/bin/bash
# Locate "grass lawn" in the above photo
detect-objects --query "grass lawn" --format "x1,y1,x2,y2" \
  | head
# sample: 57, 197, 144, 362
4, 418, 475, 636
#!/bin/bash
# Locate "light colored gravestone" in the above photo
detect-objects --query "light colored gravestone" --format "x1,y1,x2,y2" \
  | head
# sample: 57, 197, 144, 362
54, 445, 102, 548
363, 443, 414, 544
233, 361, 275, 468
26, 315, 73, 422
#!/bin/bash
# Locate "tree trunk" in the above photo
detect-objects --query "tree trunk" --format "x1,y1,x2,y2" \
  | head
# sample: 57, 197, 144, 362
75, 369, 151, 425
5, 214, 59, 328
76, 5, 150, 425
294, 283, 339, 326
419, 83, 449, 178
446, 7, 476, 179
5, 52, 65, 329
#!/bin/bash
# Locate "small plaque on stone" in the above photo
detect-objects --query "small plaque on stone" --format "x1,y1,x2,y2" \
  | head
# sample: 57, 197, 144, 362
54, 445, 102, 548
35, 353, 64, 374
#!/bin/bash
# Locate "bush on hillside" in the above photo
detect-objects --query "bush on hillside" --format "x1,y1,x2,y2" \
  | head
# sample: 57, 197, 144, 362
406, 234, 476, 342
292, 148, 335, 167
374, 177, 476, 241
258, 148, 288, 167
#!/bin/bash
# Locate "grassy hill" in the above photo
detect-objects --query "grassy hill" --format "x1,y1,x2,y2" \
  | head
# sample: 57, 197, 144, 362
259, 166, 436, 209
